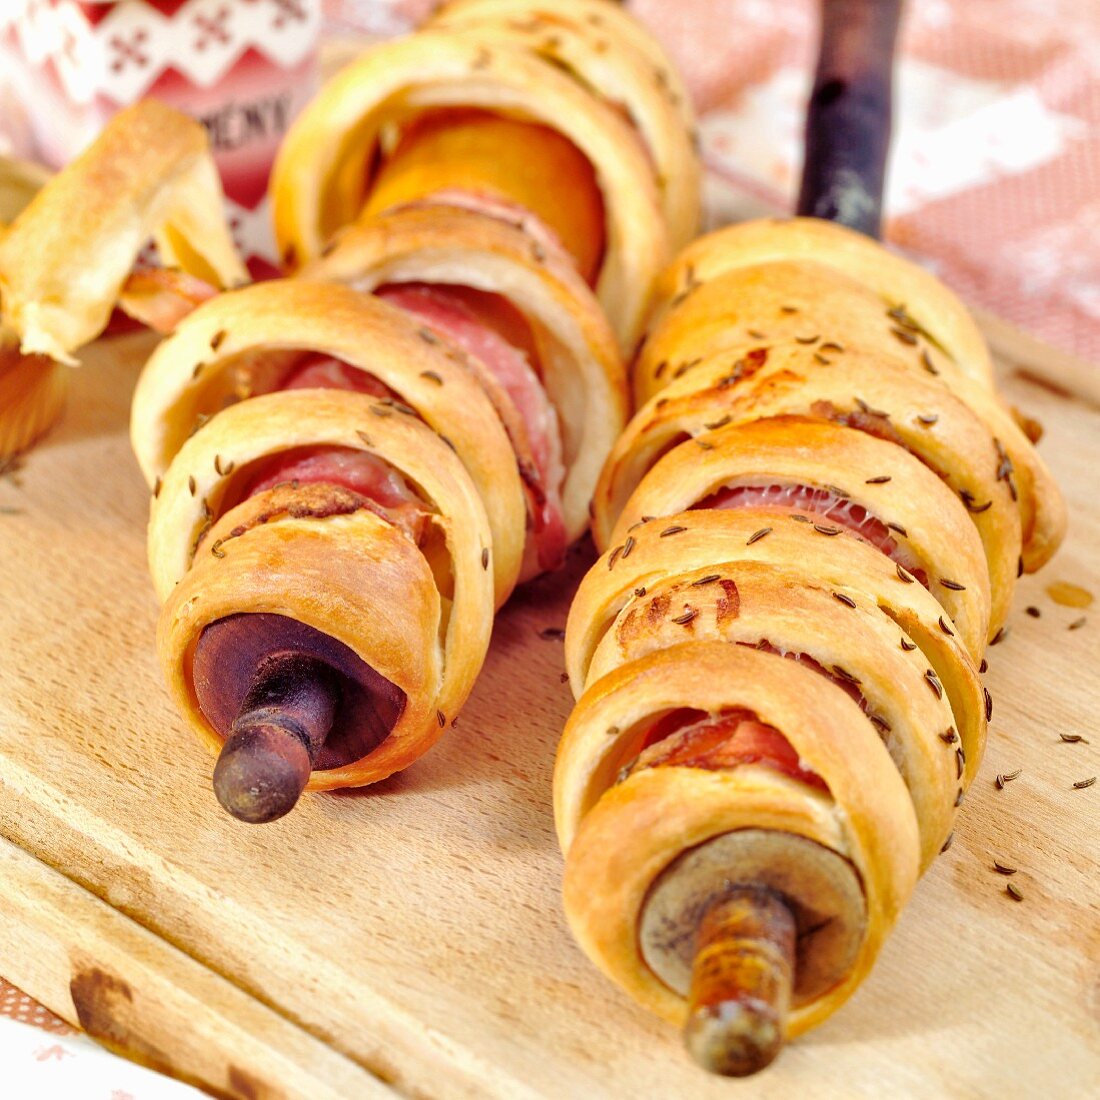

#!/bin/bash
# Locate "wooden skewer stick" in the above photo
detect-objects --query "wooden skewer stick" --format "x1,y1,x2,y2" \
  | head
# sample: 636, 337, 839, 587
212, 653, 340, 824
796, 0, 903, 239
682, 887, 796, 1077
679, 0, 903, 1074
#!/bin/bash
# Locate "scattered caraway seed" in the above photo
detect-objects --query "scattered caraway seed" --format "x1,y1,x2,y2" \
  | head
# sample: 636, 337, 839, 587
990, 625, 1009, 645
1025, 605, 1041, 618
672, 608, 698, 625
780, 304, 798, 313
607, 546, 623, 570
437, 710, 446, 728
993, 861, 1017, 875
921, 349, 939, 374
210, 539, 226, 559
955, 748, 965, 778
1072, 776, 1096, 789
1069, 617, 1086, 630
939, 616, 955, 636
692, 574, 721, 587
939, 729, 958, 743
420, 370, 444, 385
865, 475, 891, 484
900, 637, 917, 651
955, 789, 965, 806
821, 341, 844, 353
925, 669, 944, 698
481, 548, 489, 570
985, 687, 993, 720
940, 578, 966, 591
210, 329, 227, 350
979, 658, 988, 673
896, 564, 915, 584
747, 329, 766, 339
605, 725, 620, 737
940, 832, 954, 853
621, 535, 635, 559
995, 768, 1021, 789
1006, 882, 1024, 902
560, 672, 570, 683
1059, 733, 1088, 744
854, 397, 871, 414
795, 334, 819, 344
746, 527, 772, 545
833, 592, 856, 608
634, 586, 646, 598
814, 353, 831, 365
188, 475, 196, 496
660, 525, 687, 537
153, 476, 163, 498
815, 524, 841, 536
887, 521, 907, 536
891, 327, 918, 345
696, 439, 714, 451
917, 413, 939, 426
538, 627, 565, 641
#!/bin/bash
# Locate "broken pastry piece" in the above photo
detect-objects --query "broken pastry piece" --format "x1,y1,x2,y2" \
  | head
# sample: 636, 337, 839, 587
0, 101, 245, 460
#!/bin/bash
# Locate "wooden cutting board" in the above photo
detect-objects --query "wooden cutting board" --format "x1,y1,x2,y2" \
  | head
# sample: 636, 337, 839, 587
0, 325, 1097, 1099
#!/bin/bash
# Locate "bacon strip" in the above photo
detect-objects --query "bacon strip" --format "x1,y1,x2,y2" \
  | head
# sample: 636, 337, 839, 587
623, 707, 829, 793
377, 282, 567, 574
700, 481, 929, 586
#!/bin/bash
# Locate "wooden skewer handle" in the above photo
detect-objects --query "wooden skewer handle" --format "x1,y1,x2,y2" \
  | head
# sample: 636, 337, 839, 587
212, 653, 340, 824
796, 0, 903, 239
682, 886, 796, 1077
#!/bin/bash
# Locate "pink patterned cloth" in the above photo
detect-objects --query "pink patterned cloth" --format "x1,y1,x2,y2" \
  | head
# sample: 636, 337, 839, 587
629, 0, 1100, 364
0, 978, 72, 1034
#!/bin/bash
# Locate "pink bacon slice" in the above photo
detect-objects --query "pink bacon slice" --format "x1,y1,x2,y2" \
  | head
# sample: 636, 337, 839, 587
699, 482, 929, 586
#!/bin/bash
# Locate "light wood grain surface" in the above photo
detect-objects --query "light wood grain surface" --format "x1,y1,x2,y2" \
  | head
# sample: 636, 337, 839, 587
0, 328, 1097, 1099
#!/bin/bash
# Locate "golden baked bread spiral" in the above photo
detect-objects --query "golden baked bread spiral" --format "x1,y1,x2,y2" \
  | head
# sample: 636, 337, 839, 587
270, 0, 700, 349
555, 217, 1066, 1046
130, 0, 692, 818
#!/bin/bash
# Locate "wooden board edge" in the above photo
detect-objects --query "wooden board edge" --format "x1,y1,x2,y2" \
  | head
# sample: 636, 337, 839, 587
971, 306, 1100, 408
0, 836, 395, 1100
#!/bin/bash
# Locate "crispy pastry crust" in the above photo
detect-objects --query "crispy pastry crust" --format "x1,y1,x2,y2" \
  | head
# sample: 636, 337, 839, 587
429, 0, 701, 249
270, 28, 670, 348
155, 388, 496, 788
1, 159, 66, 459
557, 217, 1062, 1040
303, 203, 626, 547
131, 278, 527, 606
0, 100, 246, 364
556, 642, 921, 1035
